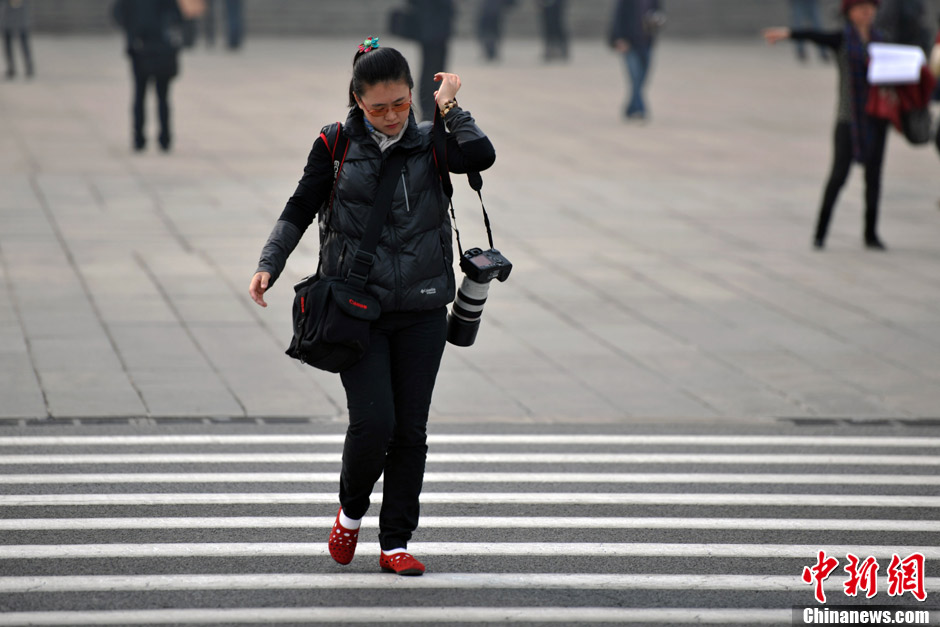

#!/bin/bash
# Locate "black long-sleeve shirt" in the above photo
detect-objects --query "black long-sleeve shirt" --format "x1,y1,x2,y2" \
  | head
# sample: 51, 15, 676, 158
790, 29, 853, 122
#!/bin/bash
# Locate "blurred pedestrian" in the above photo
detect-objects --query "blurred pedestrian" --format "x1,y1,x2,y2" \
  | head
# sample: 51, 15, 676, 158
789, 0, 830, 62
609, 0, 664, 121
477, 0, 514, 62
177, 0, 206, 48
539, 0, 569, 62
764, 0, 890, 250
249, 38, 495, 575
931, 16, 940, 100
875, 0, 931, 53
202, 0, 243, 50
112, 0, 183, 152
1, 0, 33, 79
406, 0, 455, 121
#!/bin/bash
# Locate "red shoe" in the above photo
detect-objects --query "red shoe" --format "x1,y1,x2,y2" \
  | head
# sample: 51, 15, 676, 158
328, 508, 359, 565
379, 550, 425, 576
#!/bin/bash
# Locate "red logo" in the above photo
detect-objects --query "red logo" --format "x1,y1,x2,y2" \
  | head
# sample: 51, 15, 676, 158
802, 551, 928, 604
348, 299, 368, 310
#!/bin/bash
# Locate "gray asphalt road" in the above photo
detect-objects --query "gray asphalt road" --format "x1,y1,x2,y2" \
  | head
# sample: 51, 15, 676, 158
0, 420, 937, 626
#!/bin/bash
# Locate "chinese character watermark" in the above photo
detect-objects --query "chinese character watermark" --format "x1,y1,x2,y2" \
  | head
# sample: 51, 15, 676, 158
802, 551, 926, 604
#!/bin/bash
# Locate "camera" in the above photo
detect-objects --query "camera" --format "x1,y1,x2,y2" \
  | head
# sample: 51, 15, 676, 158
447, 247, 512, 347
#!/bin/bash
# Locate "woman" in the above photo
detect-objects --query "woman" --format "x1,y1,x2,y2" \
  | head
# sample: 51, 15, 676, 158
249, 38, 495, 575
112, 0, 183, 152
764, 0, 889, 250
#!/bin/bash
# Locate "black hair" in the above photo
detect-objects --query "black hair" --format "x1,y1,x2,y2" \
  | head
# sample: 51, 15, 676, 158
348, 46, 414, 108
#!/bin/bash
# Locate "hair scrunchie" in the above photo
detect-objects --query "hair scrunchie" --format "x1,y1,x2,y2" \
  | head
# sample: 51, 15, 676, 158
358, 37, 380, 53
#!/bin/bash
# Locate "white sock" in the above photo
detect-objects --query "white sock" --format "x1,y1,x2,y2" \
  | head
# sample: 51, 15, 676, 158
381, 547, 407, 556
338, 510, 361, 530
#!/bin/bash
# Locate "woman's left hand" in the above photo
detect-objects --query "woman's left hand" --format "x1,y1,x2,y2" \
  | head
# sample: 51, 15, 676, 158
433, 72, 461, 105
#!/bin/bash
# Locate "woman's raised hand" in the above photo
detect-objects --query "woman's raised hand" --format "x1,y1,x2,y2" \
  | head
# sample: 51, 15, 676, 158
762, 27, 791, 45
249, 271, 271, 307
433, 72, 461, 105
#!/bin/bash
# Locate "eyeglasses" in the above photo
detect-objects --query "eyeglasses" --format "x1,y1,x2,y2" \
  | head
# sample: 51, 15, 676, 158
362, 97, 412, 117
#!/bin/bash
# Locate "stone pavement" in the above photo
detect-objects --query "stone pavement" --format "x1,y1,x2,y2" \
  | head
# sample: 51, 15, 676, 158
1, 35, 939, 424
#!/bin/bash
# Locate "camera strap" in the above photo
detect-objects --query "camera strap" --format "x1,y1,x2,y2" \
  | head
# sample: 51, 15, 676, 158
432, 106, 495, 253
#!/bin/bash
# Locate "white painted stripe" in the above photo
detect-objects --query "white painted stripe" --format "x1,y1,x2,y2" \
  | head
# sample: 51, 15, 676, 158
0, 516, 936, 532
0, 607, 790, 625
1, 542, 937, 560
1, 572, 937, 593
0, 434, 934, 447
0, 452, 935, 465
1, 471, 937, 485
2, 492, 937, 507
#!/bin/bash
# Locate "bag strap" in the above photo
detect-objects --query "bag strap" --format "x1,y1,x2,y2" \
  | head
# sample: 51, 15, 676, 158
345, 148, 408, 290
322, 122, 350, 217
431, 106, 495, 252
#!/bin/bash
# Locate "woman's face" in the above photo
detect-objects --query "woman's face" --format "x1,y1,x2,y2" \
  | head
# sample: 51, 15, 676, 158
848, 2, 877, 29
355, 81, 412, 136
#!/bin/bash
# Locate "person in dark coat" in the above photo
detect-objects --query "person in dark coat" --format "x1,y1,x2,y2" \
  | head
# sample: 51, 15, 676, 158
764, 0, 890, 250
875, 0, 931, 53
406, 0, 455, 121
609, 0, 664, 121
112, 0, 184, 152
539, 0, 569, 61
477, 0, 514, 61
249, 39, 495, 576
1, 0, 33, 79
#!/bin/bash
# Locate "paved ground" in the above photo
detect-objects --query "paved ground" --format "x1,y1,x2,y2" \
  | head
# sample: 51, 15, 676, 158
2, 35, 940, 424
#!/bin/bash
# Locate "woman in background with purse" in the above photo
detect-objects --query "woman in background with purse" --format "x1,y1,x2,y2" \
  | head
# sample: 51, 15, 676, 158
248, 38, 495, 575
764, 0, 890, 250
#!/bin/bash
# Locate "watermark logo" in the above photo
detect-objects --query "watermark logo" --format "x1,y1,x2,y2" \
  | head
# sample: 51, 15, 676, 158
802, 551, 927, 604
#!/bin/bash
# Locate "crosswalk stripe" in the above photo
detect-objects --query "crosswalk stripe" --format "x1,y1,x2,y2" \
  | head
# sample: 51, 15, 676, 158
0, 572, 937, 593
1, 472, 936, 485
2, 542, 936, 560
0, 452, 935, 465
1, 431, 932, 624
0, 607, 791, 625
0, 434, 935, 447
3, 492, 937, 507
1, 516, 937, 532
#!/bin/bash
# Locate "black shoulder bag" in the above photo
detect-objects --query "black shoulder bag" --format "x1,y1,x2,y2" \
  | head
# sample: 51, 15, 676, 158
285, 145, 408, 373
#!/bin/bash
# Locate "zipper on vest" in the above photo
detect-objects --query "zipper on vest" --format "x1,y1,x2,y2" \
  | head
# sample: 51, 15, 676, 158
400, 168, 411, 212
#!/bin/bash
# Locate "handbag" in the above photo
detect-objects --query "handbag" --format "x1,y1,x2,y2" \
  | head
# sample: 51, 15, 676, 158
643, 10, 667, 37
935, 119, 940, 158
285, 148, 407, 373
901, 107, 932, 144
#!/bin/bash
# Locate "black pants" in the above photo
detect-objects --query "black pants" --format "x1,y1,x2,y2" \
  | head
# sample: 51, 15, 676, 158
3, 30, 32, 76
418, 42, 448, 121
338, 306, 448, 551
815, 119, 889, 242
131, 62, 172, 149
541, 0, 568, 60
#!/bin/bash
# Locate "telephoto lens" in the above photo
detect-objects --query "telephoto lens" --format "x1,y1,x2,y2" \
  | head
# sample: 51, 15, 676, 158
447, 277, 490, 346
446, 247, 511, 347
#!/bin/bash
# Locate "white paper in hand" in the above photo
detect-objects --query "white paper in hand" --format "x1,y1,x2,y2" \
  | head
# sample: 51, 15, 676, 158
868, 43, 926, 85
